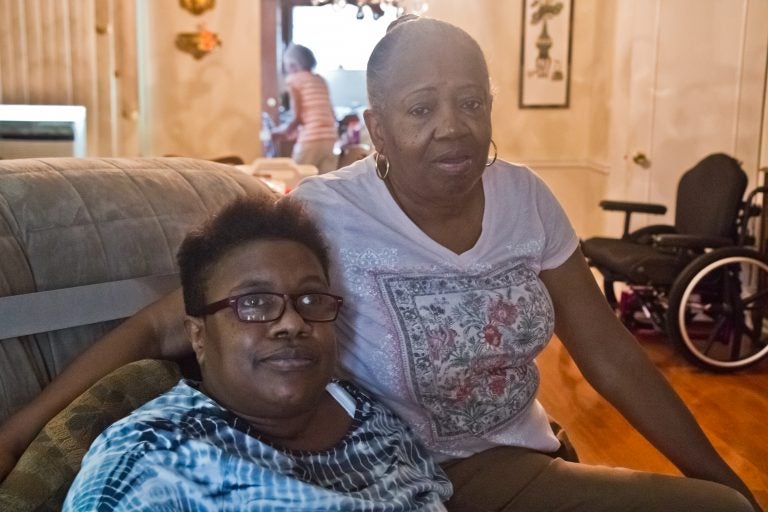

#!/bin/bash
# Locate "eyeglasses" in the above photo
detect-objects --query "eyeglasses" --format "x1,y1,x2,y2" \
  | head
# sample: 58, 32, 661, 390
197, 292, 344, 323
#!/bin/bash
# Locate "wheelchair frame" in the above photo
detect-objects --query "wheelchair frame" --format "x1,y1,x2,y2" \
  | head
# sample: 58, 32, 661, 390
598, 185, 768, 372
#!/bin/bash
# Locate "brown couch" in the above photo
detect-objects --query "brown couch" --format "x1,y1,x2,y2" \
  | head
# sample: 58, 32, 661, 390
0, 157, 274, 510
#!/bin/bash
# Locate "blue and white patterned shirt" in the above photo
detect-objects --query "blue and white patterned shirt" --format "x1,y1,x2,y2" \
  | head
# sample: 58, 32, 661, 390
63, 380, 451, 511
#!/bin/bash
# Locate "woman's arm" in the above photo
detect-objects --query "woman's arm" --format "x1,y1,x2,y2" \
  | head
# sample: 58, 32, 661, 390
0, 288, 190, 482
540, 248, 760, 510
271, 86, 302, 137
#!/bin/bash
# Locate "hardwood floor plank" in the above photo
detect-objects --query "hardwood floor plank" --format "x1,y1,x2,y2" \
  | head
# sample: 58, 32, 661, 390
538, 331, 768, 508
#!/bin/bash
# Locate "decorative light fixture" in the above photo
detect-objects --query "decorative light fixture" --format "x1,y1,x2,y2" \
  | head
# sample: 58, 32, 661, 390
175, 22, 222, 60
310, 0, 428, 20
178, 0, 216, 16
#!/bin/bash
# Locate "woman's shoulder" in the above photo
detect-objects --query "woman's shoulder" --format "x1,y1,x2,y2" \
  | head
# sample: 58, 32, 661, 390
291, 156, 377, 203
487, 158, 540, 179
101, 381, 218, 436
486, 159, 553, 193
287, 70, 324, 87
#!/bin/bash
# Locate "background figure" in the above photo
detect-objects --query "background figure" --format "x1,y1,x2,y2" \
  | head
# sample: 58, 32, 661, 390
272, 44, 338, 173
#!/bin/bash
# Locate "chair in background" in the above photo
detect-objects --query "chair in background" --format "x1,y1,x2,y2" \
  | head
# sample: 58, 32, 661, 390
163, 154, 245, 166
338, 144, 371, 169
210, 155, 245, 165
244, 157, 318, 193
582, 153, 768, 371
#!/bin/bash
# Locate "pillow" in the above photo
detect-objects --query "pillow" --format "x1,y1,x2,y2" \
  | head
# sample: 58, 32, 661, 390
0, 359, 181, 511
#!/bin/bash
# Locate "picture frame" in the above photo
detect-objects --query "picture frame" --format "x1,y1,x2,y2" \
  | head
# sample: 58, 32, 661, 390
519, 0, 574, 109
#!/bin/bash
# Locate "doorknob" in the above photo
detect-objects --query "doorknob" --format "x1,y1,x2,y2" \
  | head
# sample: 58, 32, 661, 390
631, 151, 650, 168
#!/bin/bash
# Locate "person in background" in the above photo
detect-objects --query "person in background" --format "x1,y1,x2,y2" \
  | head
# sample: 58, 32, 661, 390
0, 15, 762, 512
272, 44, 339, 173
63, 197, 451, 511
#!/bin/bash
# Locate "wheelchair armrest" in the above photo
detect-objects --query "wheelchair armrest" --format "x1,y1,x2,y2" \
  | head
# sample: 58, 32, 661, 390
598, 200, 667, 215
599, 200, 667, 238
652, 234, 733, 249
627, 224, 676, 244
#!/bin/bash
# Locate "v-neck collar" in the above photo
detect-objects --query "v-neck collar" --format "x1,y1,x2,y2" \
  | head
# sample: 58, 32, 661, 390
375, 169, 492, 265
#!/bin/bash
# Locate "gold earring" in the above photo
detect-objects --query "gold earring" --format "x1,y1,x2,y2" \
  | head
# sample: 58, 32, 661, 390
375, 152, 390, 180
486, 140, 498, 167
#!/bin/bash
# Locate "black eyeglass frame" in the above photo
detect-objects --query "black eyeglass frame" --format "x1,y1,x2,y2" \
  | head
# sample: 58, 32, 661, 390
196, 292, 344, 323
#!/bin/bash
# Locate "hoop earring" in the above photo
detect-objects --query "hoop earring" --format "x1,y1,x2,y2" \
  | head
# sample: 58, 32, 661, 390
375, 152, 390, 180
486, 140, 498, 167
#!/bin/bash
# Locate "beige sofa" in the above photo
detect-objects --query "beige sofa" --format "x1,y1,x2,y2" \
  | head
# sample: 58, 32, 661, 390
0, 157, 274, 510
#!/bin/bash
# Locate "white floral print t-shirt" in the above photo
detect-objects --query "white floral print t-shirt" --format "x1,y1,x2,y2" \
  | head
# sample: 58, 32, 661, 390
291, 156, 579, 461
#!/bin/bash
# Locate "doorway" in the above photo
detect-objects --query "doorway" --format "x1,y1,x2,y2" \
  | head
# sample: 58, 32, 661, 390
607, 0, 768, 232
260, 0, 395, 157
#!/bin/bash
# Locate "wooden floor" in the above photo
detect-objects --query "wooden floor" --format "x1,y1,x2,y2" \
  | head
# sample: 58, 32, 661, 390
537, 331, 768, 509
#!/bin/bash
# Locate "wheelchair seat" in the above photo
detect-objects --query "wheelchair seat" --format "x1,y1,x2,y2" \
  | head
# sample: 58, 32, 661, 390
584, 153, 747, 297
582, 153, 768, 371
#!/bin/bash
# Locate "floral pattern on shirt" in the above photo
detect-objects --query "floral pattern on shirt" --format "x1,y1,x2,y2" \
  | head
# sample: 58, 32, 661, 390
377, 263, 554, 440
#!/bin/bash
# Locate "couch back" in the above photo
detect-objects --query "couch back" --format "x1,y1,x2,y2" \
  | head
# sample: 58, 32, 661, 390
0, 157, 274, 422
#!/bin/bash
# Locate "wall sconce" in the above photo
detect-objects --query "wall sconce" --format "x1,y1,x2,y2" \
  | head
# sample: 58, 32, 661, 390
179, 0, 216, 16
175, 22, 222, 60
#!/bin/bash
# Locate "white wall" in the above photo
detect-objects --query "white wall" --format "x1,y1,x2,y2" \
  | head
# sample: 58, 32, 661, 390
137, 0, 262, 161
425, 0, 612, 238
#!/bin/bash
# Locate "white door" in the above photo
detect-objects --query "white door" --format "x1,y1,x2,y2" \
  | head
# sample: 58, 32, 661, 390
607, 0, 768, 231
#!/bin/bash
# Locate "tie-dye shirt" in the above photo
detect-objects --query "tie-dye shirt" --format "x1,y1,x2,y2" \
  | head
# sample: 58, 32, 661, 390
63, 380, 451, 511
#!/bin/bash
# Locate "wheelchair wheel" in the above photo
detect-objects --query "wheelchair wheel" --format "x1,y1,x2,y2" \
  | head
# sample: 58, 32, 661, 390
666, 247, 768, 371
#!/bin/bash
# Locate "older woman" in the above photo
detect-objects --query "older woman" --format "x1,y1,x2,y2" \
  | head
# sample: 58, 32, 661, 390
0, 16, 760, 512
290, 16, 758, 512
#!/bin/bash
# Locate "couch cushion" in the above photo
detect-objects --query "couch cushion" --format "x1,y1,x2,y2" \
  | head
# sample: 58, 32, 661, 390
0, 157, 274, 422
0, 359, 181, 511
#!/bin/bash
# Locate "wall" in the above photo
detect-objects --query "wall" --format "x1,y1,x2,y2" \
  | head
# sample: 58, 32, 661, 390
425, 0, 612, 237
603, 0, 768, 235
4, 1, 764, 238
137, 0, 262, 161
0, 0, 138, 156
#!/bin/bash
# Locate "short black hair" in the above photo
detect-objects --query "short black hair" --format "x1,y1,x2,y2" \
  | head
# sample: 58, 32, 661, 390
178, 196, 330, 316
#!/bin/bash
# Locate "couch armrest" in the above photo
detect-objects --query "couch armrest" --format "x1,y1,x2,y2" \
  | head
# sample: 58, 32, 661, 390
0, 359, 181, 511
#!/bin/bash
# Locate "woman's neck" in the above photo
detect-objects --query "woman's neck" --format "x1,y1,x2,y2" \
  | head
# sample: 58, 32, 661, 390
203, 384, 352, 452
385, 177, 485, 254
249, 393, 351, 452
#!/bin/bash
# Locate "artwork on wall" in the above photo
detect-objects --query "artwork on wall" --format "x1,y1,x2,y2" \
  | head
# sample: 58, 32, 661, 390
519, 0, 573, 108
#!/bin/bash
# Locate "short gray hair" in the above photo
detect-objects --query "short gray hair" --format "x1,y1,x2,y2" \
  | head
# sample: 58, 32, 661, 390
366, 16, 490, 112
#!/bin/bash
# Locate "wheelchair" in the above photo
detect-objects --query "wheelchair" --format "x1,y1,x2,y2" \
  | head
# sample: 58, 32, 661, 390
582, 153, 768, 372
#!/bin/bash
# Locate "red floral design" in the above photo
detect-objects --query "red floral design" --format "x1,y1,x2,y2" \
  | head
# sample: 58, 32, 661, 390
488, 298, 518, 325
426, 325, 457, 361
489, 376, 507, 397
454, 376, 473, 403
483, 324, 502, 347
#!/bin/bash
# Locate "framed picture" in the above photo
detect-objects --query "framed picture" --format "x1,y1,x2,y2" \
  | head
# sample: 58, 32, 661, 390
519, 0, 574, 108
